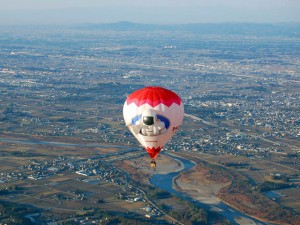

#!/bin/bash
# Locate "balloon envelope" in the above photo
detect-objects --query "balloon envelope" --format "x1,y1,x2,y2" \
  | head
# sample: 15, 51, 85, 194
123, 86, 184, 159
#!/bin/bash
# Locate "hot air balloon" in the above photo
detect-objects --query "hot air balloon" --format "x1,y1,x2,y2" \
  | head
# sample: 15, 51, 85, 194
123, 86, 184, 167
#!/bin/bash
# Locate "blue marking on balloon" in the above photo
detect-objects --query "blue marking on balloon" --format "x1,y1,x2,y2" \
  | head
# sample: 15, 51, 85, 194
157, 115, 170, 129
131, 114, 170, 129
132, 114, 142, 125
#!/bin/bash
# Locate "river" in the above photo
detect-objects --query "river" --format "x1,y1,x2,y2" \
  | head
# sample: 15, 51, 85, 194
150, 153, 266, 225
0, 136, 266, 224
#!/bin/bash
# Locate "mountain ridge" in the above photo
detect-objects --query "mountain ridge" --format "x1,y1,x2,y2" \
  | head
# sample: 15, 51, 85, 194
75, 21, 300, 37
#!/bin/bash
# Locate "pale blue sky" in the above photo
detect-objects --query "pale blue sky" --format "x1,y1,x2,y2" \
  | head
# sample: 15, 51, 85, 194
0, 0, 299, 25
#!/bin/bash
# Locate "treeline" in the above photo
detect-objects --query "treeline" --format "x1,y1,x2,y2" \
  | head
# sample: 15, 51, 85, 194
0, 200, 36, 225
0, 185, 24, 195
167, 202, 208, 225
147, 188, 171, 199
142, 184, 209, 224
257, 181, 290, 192
62, 208, 156, 225
217, 169, 300, 224
9, 151, 43, 157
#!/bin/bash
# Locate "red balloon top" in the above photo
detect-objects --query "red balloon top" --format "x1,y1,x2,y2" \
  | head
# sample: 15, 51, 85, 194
125, 86, 182, 107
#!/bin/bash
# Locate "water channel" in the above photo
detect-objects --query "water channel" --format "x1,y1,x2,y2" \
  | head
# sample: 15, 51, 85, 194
0, 136, 266, 224
151, 153, 266, 225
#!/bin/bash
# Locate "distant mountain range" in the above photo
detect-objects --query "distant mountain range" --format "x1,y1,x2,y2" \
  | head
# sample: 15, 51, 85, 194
75, 21, 300, 37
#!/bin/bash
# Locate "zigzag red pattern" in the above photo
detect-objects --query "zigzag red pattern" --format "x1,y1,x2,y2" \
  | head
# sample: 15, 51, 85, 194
146, 146, 162, 159
126, 86, 181, 107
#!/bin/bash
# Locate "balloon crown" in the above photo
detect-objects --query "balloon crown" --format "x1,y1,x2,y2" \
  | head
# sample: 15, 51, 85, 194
125, 86, 182, 107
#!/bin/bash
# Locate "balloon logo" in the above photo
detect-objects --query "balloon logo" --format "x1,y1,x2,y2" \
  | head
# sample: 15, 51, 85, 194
123, 86, 184, 166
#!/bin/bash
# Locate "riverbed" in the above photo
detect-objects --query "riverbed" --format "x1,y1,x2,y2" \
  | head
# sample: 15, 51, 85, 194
150, 153, 266, 225
0, 135, 266, 224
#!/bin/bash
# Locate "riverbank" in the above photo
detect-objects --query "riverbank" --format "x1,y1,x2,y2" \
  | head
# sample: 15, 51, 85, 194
150, 152, 267, 225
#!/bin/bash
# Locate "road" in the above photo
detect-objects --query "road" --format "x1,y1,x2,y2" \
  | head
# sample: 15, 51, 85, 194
185, 113, 217, 127
115, 166, 184, 224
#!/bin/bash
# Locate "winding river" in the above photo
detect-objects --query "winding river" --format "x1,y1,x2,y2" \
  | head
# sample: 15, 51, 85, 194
150, 153, 266, 225
1, 136, 266, 224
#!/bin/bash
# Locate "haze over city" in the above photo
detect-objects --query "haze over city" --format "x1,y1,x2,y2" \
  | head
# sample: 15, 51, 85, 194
0, 0, 300, 25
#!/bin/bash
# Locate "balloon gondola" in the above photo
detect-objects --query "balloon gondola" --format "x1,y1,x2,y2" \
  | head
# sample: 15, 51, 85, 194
123, 86, 184, 167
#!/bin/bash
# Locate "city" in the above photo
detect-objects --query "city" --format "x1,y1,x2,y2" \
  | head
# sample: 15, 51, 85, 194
0, 23, 299, 224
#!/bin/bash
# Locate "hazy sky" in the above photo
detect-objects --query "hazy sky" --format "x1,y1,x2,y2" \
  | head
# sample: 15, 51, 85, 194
0, 0, 299, 25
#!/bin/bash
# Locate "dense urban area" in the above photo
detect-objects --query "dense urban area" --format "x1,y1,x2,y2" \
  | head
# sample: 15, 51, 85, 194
0, 23, 299, 225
